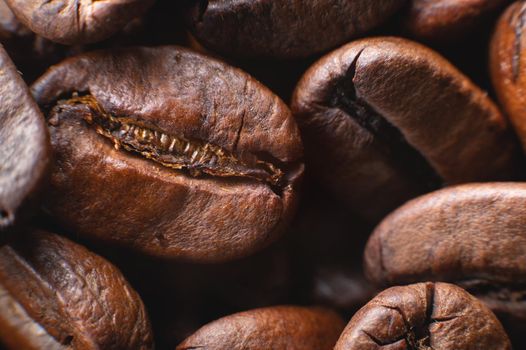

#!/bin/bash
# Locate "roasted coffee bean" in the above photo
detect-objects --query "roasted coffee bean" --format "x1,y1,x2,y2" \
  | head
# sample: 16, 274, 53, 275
0, 45, 50, 232
31, 46, 304, 262
403, 0, 509, 43
334, 282, 511, 349
176, 306, 345, 350
490, 0, 526, 152
0, 229, 153, 349
4, 0, 154, 45
291, 37, 522, 221
364, 183, 526, 342
184, 0, 405, 59
0, 0, 147, 83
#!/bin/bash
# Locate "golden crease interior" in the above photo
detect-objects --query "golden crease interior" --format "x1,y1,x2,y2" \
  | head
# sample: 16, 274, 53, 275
52, 94, 284, 187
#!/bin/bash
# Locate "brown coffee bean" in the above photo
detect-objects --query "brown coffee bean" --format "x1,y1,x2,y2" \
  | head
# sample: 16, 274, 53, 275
0, 45, 50, 232
0, 229, 153, 349
403, 0, 509, 43
184, 0, 405, 59
176, 306, 345, 350
490, 0, 526, 152
334, 282, 511, 349
4, 0, 154, 45
0, 0, 144, 83
31, 46, 303, 262
364, 183, 526, 341
291, 37, 522, 221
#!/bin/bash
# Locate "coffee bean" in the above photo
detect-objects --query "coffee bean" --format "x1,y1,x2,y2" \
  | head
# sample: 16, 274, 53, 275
0, 45, 50, 232
292, 37, 522, 221
0, 229, 153, 349
31, 46, 304, 262
184, 0, 405, 59
403, 0, 509, 43
176, 306, 345, 350
490, 0, 526, 152
334, 282, 511, 349
364, 183, 526, 341
0, 0, 148, 83
4, 0, 154, 45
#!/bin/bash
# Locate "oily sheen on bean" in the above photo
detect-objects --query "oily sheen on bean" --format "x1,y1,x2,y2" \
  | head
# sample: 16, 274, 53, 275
334, 283, 511, 350
0, 45, 49, 232
292, 37, 522, 221
0, 230, 153, 350
31, 46, 304, 262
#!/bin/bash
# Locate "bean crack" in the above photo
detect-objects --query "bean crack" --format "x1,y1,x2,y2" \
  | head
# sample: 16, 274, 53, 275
50, 94, 285, 188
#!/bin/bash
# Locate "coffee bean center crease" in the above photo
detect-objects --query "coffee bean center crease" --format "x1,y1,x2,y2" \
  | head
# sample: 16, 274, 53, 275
330, 50, 441, 190
50, 94, 285, 188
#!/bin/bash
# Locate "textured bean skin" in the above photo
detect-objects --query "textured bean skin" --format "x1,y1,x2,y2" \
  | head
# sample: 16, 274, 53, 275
292, 37, 522, 221
365, 183, 526, 341
0, 230, 153, 350
4, 0, 154, 44
184, 0, 405, 59
176, 306, 345, 350
404, 0, 508, 43
490, 1, 526, 152
31, 46, 303, 262
0, 45, 49, 232
334, 283, 511, 350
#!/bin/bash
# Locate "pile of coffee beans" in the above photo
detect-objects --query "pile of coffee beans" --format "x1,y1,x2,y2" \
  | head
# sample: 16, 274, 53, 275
1, 1, 525, 349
